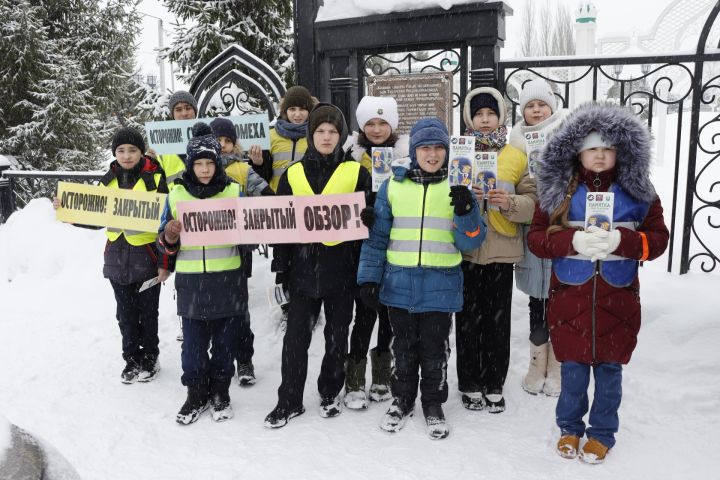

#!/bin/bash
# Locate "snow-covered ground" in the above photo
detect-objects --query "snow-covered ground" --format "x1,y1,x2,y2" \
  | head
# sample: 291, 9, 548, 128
1, 153, 719, 479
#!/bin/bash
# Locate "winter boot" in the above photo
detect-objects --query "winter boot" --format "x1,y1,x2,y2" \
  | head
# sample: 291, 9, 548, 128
422, 404, 449, 440
521, 342, 548, 395
209, 378, 233, 422
484, 389, 506, 414
369, 349, 392, 402
264, 404, 305, 429
120, 357, 141, 384
137, 354, 160, 383
236, 362, 256, 386
543, 342, 561, 397
319, 395, 343, 418
379, 398, 414, 433
557, 434, 580, 459
176, 384, 210, 425
461, 392, 485, 411
343, 357, 368, 410
580, 437, 610, 464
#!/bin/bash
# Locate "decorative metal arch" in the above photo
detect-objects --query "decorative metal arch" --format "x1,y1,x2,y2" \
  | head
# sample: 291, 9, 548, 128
189, 45, 286, 120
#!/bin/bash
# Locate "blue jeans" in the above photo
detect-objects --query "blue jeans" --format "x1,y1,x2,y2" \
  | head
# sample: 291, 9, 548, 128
181, 315, 246, 386
556, 361, 622, 449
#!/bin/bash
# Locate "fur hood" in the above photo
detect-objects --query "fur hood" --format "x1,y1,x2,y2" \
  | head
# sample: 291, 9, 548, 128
463, 87, 507, 127
537, 102, 657, 214
508, 108, 569, 153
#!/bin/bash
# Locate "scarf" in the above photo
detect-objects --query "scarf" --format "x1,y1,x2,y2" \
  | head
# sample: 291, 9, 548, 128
275, 119, 307, 141
177, 167, 231, 199
357, 131, 398, 153
465, 124, 508, 152
407, 167, 448, 185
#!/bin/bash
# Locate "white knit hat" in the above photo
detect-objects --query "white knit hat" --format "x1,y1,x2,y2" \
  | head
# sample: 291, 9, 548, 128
356, 96, 399, 131
519, 79, 557, 114
580, 131, 613, 152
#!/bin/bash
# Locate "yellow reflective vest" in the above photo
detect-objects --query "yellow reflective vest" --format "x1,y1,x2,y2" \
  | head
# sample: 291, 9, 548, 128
105, 173, 164, 246
269, 129, 307, 192
226, 161, 250, 193
157, 154, 186, 189
286, 160, 361, 246
386, 179, 461, 267
169, 183, 242, 273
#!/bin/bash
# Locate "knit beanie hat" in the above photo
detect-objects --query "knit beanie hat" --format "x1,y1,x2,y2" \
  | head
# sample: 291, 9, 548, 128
111, 127, 145, 156
280, 86, 314, 117
168, 90, 198, 118
210, 117, 237, 144
356, 96, 399, 131
185, 123, 221, 167
519, 79, 557, 114
409, 117, 449, 167
580, 131, 613, 152
308, 104, 345, 138
470, 93, 500, 118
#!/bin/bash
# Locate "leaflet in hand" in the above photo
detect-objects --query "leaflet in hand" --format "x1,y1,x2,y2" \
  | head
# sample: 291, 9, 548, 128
371, 147, 393, 192
524, 131, 546, 178
448, 136, 475, 188
584, 192, 614, 231
472, 152, 498, 193
138, 276, 160, 293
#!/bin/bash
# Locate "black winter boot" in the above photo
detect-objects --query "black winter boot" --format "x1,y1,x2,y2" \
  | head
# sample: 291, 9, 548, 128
264, 404, 305, 429
138, 354, 160, 383
379, 397, 414, 433
121, 356, 141, 384
176, 384, 210, 425
423, 404, 449, 440
209, 378, 233, 422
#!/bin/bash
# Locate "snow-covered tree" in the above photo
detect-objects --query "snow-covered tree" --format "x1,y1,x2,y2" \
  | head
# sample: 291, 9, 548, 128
163, 0, 294, 85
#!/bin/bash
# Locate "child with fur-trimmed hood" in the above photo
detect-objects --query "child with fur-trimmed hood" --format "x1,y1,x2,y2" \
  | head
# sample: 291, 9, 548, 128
455, 87, 537, 414
527, 103, 668, 464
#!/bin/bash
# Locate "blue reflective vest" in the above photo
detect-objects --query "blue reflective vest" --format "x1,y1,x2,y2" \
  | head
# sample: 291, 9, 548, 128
553, 183, 650, 288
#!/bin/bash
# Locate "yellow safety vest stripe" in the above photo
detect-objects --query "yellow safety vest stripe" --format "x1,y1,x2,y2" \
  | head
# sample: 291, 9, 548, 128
157, 154, 185, 189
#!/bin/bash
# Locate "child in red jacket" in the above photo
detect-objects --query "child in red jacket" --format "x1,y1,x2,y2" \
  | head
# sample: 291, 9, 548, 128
528, 103, 669, 464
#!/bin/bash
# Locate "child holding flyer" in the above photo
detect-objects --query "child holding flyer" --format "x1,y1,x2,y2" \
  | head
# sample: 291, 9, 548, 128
53, 127, 169, 384
342, 96, 410, 410
528, 103, 668, 463
357, 117, 486, 439
508, 79, 569, 396
455, 87, 537, 413
156, 125, 252, 425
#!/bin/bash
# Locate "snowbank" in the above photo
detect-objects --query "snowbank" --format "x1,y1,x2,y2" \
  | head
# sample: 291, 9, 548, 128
317, 0, 489, 22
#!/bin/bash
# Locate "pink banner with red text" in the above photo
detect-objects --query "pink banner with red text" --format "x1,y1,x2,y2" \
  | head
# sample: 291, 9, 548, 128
175, 192, 368, 246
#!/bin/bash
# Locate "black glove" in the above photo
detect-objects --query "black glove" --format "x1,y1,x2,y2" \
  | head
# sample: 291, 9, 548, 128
360, 206, 375, 229
449, 185, 474, 216
274, 272, 288, 288
360, 283, 380, 311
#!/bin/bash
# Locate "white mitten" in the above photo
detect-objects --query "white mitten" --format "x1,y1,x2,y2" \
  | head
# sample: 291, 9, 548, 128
572, 230, 609, 261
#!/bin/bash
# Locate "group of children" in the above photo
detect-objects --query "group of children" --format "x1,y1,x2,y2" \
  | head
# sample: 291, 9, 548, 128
55, 79, 668, 463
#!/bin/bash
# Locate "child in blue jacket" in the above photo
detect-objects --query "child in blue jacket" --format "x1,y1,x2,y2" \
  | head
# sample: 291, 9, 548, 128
357, 118, 486, 440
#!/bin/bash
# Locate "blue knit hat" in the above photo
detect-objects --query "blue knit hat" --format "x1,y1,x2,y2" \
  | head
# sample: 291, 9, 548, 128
409, 117, 449, 167
210, 117, 237, 144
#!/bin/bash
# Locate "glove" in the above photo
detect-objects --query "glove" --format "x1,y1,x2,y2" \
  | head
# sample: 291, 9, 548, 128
572, 229, 610, 262
587, 227, 621, 257
360, 206, 375, 229
360, 283, 380, 311
449, 185, 474, 216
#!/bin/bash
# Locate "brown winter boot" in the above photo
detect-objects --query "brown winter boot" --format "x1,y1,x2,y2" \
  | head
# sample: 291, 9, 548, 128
369, 349, 392, 402
580, 438, 610, 464
557, 434, 580, 459
543, 342, 561, 397
521, 342, 548, 395
343, 357, 368, 410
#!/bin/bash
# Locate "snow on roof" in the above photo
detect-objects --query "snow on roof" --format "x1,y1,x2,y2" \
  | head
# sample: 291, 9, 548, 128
0, 155, 18, 168
316, 0, 489, 22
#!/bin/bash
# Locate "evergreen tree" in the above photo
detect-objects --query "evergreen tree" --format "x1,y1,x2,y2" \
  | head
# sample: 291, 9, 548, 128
163, 0, 294, 86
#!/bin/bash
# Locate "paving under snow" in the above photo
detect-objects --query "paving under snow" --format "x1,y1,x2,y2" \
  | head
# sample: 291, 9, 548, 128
1, 140, 719, 478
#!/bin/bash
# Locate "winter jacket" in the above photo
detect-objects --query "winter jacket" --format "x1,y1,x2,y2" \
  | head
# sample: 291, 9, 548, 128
223, 154, 271, 197
100, 156, 170, 284
527, 103, 669, 364
258, 128, 309, 191
509, 109, 569, 298
157, 183, 246, 320
357, 163, 486, 313
272, 106, 372, 298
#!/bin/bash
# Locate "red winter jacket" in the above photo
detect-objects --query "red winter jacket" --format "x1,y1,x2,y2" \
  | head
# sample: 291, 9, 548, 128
527, 168, 669, 364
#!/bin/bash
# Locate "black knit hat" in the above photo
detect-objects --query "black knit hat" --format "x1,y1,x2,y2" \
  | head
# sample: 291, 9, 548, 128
280, 86, 314, 116
111, 127, 145, 156
210, 117, 237, 144
470, 93, 500, 118
308, 104, 344, 138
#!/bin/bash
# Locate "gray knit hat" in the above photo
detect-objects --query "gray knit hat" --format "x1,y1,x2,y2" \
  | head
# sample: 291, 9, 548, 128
168, 90, 198, 118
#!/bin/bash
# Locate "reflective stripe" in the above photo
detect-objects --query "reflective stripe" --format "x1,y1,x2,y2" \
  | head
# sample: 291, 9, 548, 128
177, 246, 239, 261
568, 220, 637, 230
392, 216, 454, 230
272, 151, 293, 161
388, 239, 459, 255
107, 227, 145, 236
166, 171, 183, 184
495, 180, 516, 194
273, 166, 288, 178
566, 221, 635, 261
